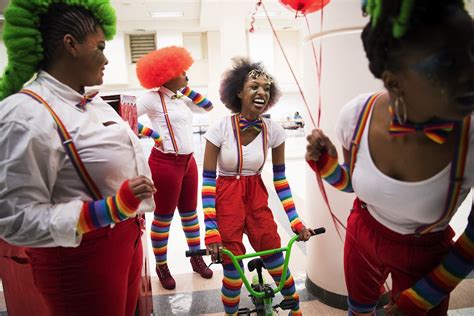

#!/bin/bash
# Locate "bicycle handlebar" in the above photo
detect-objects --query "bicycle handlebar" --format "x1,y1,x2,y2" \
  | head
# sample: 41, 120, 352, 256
185, 249, 208, 257
310, 227, 326, 236
185, 227, 326, 258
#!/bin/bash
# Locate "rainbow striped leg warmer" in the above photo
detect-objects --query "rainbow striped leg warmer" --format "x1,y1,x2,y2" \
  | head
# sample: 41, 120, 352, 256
307, 151, 354, 192
138, 122, 162, 147
263, 253, 301, 316
151, 213, 173, 265
77, 180, 140, 234
273, 164, 304, 233
396, 213, 474, 314
179, 210, 201, 250
222, 262, 244, 315
202, 170, 221, 244
180, 87, 213, 111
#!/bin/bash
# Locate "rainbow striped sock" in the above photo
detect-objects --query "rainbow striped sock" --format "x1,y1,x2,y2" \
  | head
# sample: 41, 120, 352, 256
202, 170, 221, 244
263, 253, 301, 315
179, 209, 201, 250
77, 180, 140, 235
138, 122, 162, 147
222, 262, 243, 315
396, 214, 474, 314
307, 151, 354, 192
180, 87, 213, 111
273, 164, 304, 233
151, 213, 173, 265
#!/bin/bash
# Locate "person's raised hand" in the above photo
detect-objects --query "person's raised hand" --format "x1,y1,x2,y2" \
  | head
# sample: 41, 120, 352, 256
306, 129, 337, 162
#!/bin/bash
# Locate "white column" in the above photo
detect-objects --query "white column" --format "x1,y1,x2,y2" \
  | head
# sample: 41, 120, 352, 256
302, 9, 382, 307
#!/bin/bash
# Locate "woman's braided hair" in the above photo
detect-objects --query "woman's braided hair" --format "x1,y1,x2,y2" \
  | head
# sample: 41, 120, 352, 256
361, 0, 467, 78
0, 0, 116, 101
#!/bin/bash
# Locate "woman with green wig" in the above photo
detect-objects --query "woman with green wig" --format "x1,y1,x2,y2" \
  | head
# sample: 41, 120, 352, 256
0, 1, 156, 315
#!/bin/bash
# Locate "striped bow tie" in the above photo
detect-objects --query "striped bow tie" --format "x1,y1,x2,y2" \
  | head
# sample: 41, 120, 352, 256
239, 116, 263, 132
388, 106, 454, 144
76, 91, 99, 110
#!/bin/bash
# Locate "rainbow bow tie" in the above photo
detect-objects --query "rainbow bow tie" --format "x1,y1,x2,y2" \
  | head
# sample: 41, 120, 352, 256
76, 91, 99, 110
388, 106, 454, 144
239, 116, 263, 132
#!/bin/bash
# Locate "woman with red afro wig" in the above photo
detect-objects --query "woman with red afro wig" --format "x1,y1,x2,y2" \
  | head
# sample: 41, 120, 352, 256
136, 46, 214, 290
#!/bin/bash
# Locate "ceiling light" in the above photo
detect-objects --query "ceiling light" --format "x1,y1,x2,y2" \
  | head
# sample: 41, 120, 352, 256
150, 11, 183, 18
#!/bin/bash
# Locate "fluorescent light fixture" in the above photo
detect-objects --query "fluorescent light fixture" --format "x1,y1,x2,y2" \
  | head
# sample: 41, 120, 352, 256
0, 14, 4, 21
150, 11, 183, 18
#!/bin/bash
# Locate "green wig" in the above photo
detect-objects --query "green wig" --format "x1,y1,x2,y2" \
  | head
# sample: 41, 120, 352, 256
0, 0, 116, 101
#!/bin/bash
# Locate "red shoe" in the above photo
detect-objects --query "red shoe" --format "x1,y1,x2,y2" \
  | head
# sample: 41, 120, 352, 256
156, 264, 176, 290
190, 256, 213, 279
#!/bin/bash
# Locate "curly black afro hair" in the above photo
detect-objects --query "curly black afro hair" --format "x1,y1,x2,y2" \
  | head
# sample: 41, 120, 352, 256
219, 57, 281, 113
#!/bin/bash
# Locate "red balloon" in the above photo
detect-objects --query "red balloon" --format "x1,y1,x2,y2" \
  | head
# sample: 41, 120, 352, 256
279, 0, 331, 14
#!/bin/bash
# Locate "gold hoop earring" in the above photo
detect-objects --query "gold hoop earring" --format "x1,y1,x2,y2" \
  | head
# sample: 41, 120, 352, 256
394, 95, 407, 124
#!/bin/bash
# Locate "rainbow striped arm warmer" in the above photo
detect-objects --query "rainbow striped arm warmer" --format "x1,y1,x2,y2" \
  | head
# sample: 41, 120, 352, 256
396, 214, 474, 314
180, 87, 213, 111
138, 122, 162, 147
77, 180, 141, 235
273, 164, 304, 233
202, 170, 221, 244
307, 151, 354, 193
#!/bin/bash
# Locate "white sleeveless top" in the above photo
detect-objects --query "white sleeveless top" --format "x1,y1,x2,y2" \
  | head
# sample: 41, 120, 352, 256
336, 93, 474, 234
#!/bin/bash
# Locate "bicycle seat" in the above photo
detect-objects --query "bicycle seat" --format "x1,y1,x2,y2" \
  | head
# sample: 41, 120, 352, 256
247, 258, 265, 272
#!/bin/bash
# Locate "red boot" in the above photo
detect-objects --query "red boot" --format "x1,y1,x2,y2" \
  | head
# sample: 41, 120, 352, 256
156, 264, 176, 290
190, 256, 213, 279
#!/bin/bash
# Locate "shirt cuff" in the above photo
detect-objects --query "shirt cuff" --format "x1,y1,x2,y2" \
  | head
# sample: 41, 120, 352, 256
50, 200, 83, 247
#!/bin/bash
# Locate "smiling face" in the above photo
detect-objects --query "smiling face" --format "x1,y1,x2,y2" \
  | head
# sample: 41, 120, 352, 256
238, 76, 272, 117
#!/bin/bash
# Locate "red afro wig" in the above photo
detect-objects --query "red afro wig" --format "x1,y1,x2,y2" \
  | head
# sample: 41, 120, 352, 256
136, 46, 194, 89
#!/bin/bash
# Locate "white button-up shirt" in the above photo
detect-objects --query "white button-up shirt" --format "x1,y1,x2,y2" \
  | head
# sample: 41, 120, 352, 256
137, 86, 207, 155
0, 71, 155, 247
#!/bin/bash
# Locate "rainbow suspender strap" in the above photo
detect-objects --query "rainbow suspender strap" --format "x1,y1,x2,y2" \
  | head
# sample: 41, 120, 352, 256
20, 89, 103, 200
349, 93, 470, 235
230, 114, 268, 178
158, 91, 179, 155
416, 116, 470, 234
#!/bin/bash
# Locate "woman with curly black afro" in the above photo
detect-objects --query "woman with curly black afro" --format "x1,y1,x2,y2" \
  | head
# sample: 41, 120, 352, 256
0, 1, 155, 314
200, 57, 313, 315
306, 0, 473, 315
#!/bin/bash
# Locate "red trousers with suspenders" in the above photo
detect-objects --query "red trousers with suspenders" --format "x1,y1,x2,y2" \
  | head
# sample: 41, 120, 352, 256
342, 94, 470, 314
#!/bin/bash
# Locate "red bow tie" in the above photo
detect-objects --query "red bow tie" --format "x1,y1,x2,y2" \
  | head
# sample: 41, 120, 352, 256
76, 91, 99, 110
388, 106, 454, 144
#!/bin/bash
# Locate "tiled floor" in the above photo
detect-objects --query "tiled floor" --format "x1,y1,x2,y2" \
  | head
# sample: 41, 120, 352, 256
1, 132, 473, 315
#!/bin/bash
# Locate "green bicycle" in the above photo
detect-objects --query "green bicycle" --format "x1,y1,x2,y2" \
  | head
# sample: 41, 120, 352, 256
186, 227, 326, 315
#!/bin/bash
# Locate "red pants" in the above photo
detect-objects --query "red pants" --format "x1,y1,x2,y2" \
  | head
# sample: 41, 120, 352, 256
344, 199, 454, 315
149, 149, 198, 214
216, 174, 281, 265
26, 217, 143, 316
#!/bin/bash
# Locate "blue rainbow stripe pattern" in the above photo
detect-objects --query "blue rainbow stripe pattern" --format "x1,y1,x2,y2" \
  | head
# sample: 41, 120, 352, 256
77, 180, 140, 234
180, 87, 213, 110
150, 213, 173, 265
273, 164, 304, 233
202, 170, 221, 244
